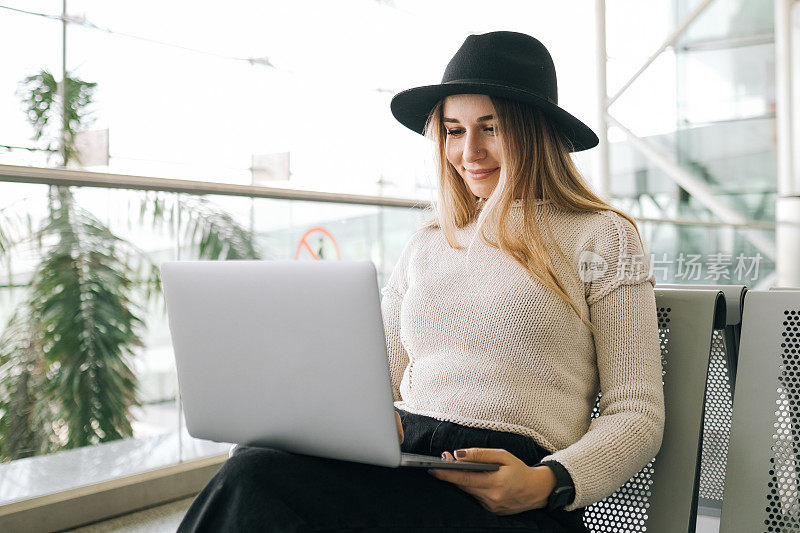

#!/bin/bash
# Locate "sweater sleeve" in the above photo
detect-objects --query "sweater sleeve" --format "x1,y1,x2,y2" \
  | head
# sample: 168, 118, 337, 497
539, 213, 665, 511
380, 232, 419, 403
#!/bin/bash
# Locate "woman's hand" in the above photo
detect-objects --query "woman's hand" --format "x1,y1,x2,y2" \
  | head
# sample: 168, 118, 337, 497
429, 448, 557, 515
395, 411, 404, 444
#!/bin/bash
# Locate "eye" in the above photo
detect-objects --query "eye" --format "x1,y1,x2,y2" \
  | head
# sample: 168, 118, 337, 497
445, 126, 496, 136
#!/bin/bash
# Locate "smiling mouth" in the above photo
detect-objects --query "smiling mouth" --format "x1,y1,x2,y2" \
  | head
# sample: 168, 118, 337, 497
465, 168, 499, 179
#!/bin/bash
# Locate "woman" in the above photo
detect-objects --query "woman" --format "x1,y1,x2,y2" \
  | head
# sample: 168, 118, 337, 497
179, 31, 664, 533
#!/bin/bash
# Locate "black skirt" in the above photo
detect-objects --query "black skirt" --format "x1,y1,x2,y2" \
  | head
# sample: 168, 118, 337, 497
178, 409, 588, 532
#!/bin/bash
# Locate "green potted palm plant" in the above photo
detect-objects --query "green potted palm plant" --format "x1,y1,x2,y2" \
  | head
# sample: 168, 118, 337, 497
0, 70, 262, 460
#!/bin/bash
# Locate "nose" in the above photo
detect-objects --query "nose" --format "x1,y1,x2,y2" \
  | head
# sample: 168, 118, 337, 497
463, 131, 486, 164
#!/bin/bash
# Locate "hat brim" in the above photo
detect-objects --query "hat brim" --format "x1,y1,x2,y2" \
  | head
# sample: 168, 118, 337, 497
390, 82, 599, 152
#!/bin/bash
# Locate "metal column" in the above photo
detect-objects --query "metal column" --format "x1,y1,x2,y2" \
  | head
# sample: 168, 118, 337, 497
594, 0, 610, 198
775, 0, 800, 288
594, 0, 779, 263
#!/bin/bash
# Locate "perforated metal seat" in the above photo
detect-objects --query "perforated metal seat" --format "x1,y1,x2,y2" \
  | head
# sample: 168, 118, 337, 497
720, 289, 800, 532
661, 284, 747, 516
584, 288, 726, 533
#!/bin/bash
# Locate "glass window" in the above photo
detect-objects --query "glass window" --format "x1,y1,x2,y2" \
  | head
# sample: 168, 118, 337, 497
678, 0, 774, 43
1, 1, 599, 199
0, 180, 426, 504
0, 4, 63, 168
677, 43, 775, 125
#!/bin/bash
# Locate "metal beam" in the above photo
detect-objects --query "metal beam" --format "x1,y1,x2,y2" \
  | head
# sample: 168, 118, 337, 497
677, 32, 774, 52
634, 215, 775, 230
606, 114, 776, 260
0, 163, 784, 233
607, 0, 716, 108
0, 164, 428, 210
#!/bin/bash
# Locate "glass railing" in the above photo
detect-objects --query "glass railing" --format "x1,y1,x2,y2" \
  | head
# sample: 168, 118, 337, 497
635, 217, 774, 286
0, 164, 778, 509
607, 119, 777, 224
0, 166, 427, 506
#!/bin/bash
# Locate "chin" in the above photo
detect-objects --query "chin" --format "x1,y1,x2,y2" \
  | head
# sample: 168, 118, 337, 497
461, 175, 498, 199
470, 184, 497, 198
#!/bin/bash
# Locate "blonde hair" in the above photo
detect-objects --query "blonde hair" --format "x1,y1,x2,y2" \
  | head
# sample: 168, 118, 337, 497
419, 96, 645, 333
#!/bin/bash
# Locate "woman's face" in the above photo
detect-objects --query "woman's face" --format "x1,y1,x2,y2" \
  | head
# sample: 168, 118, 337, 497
442, 94, 501, 199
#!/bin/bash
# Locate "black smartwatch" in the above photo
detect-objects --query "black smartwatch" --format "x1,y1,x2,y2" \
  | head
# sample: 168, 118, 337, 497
535, 460, 575, 511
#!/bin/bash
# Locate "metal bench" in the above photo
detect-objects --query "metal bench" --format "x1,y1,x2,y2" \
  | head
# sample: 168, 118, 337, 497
720, 288, 800, 532
584, 287, 726, 533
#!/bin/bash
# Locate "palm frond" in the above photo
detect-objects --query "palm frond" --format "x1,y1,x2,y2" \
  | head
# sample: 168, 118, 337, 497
1, 198, 39, 248
16, 70, 57, 144
62, 76, 97, 166
141, 192, 262, 260
138, 192, 263, 306
0, 307, 51, 460
2, 184, 266, 458
16, 70, 97, 166
30, 187, 142, 448
0, 215, 10, 258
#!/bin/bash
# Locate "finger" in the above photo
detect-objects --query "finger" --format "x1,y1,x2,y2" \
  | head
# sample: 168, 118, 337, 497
453, 447, 518, 465
441, 451, 454, 461
428, 468, 493, 489
429, 471, 494, 504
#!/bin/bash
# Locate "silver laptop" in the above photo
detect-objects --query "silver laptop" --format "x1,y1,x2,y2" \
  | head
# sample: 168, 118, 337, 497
160, 260, 497, 472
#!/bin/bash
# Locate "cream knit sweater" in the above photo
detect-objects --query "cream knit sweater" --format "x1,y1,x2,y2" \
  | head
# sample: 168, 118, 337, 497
380, 199, 665, 512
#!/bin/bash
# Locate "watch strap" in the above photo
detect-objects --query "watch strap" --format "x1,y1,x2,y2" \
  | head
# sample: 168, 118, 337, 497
535, 460, 575, 511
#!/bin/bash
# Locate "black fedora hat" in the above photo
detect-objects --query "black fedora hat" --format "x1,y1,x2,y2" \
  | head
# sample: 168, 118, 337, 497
390, 31, 599, 152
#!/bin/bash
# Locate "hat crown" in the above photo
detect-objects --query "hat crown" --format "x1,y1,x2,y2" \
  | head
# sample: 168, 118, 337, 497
441, 31, 558, 105
389, 30, 598, 151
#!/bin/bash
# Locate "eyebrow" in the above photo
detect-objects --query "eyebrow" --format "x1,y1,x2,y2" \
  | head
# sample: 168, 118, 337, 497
442, 114, 494, 124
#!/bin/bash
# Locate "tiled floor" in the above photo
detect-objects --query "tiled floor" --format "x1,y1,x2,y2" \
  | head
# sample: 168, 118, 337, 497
64, 498, 194, 533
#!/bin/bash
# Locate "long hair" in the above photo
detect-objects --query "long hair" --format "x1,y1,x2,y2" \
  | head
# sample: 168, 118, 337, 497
419, 96, 645, 333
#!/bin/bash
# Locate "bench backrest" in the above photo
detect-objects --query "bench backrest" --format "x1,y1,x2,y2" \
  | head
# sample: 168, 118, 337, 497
720, 289, 800, 532
584, 288, 725, 533
662, 284, 747, 514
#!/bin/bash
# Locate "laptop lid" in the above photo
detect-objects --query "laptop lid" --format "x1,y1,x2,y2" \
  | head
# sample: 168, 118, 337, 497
160, 260, 402, 468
